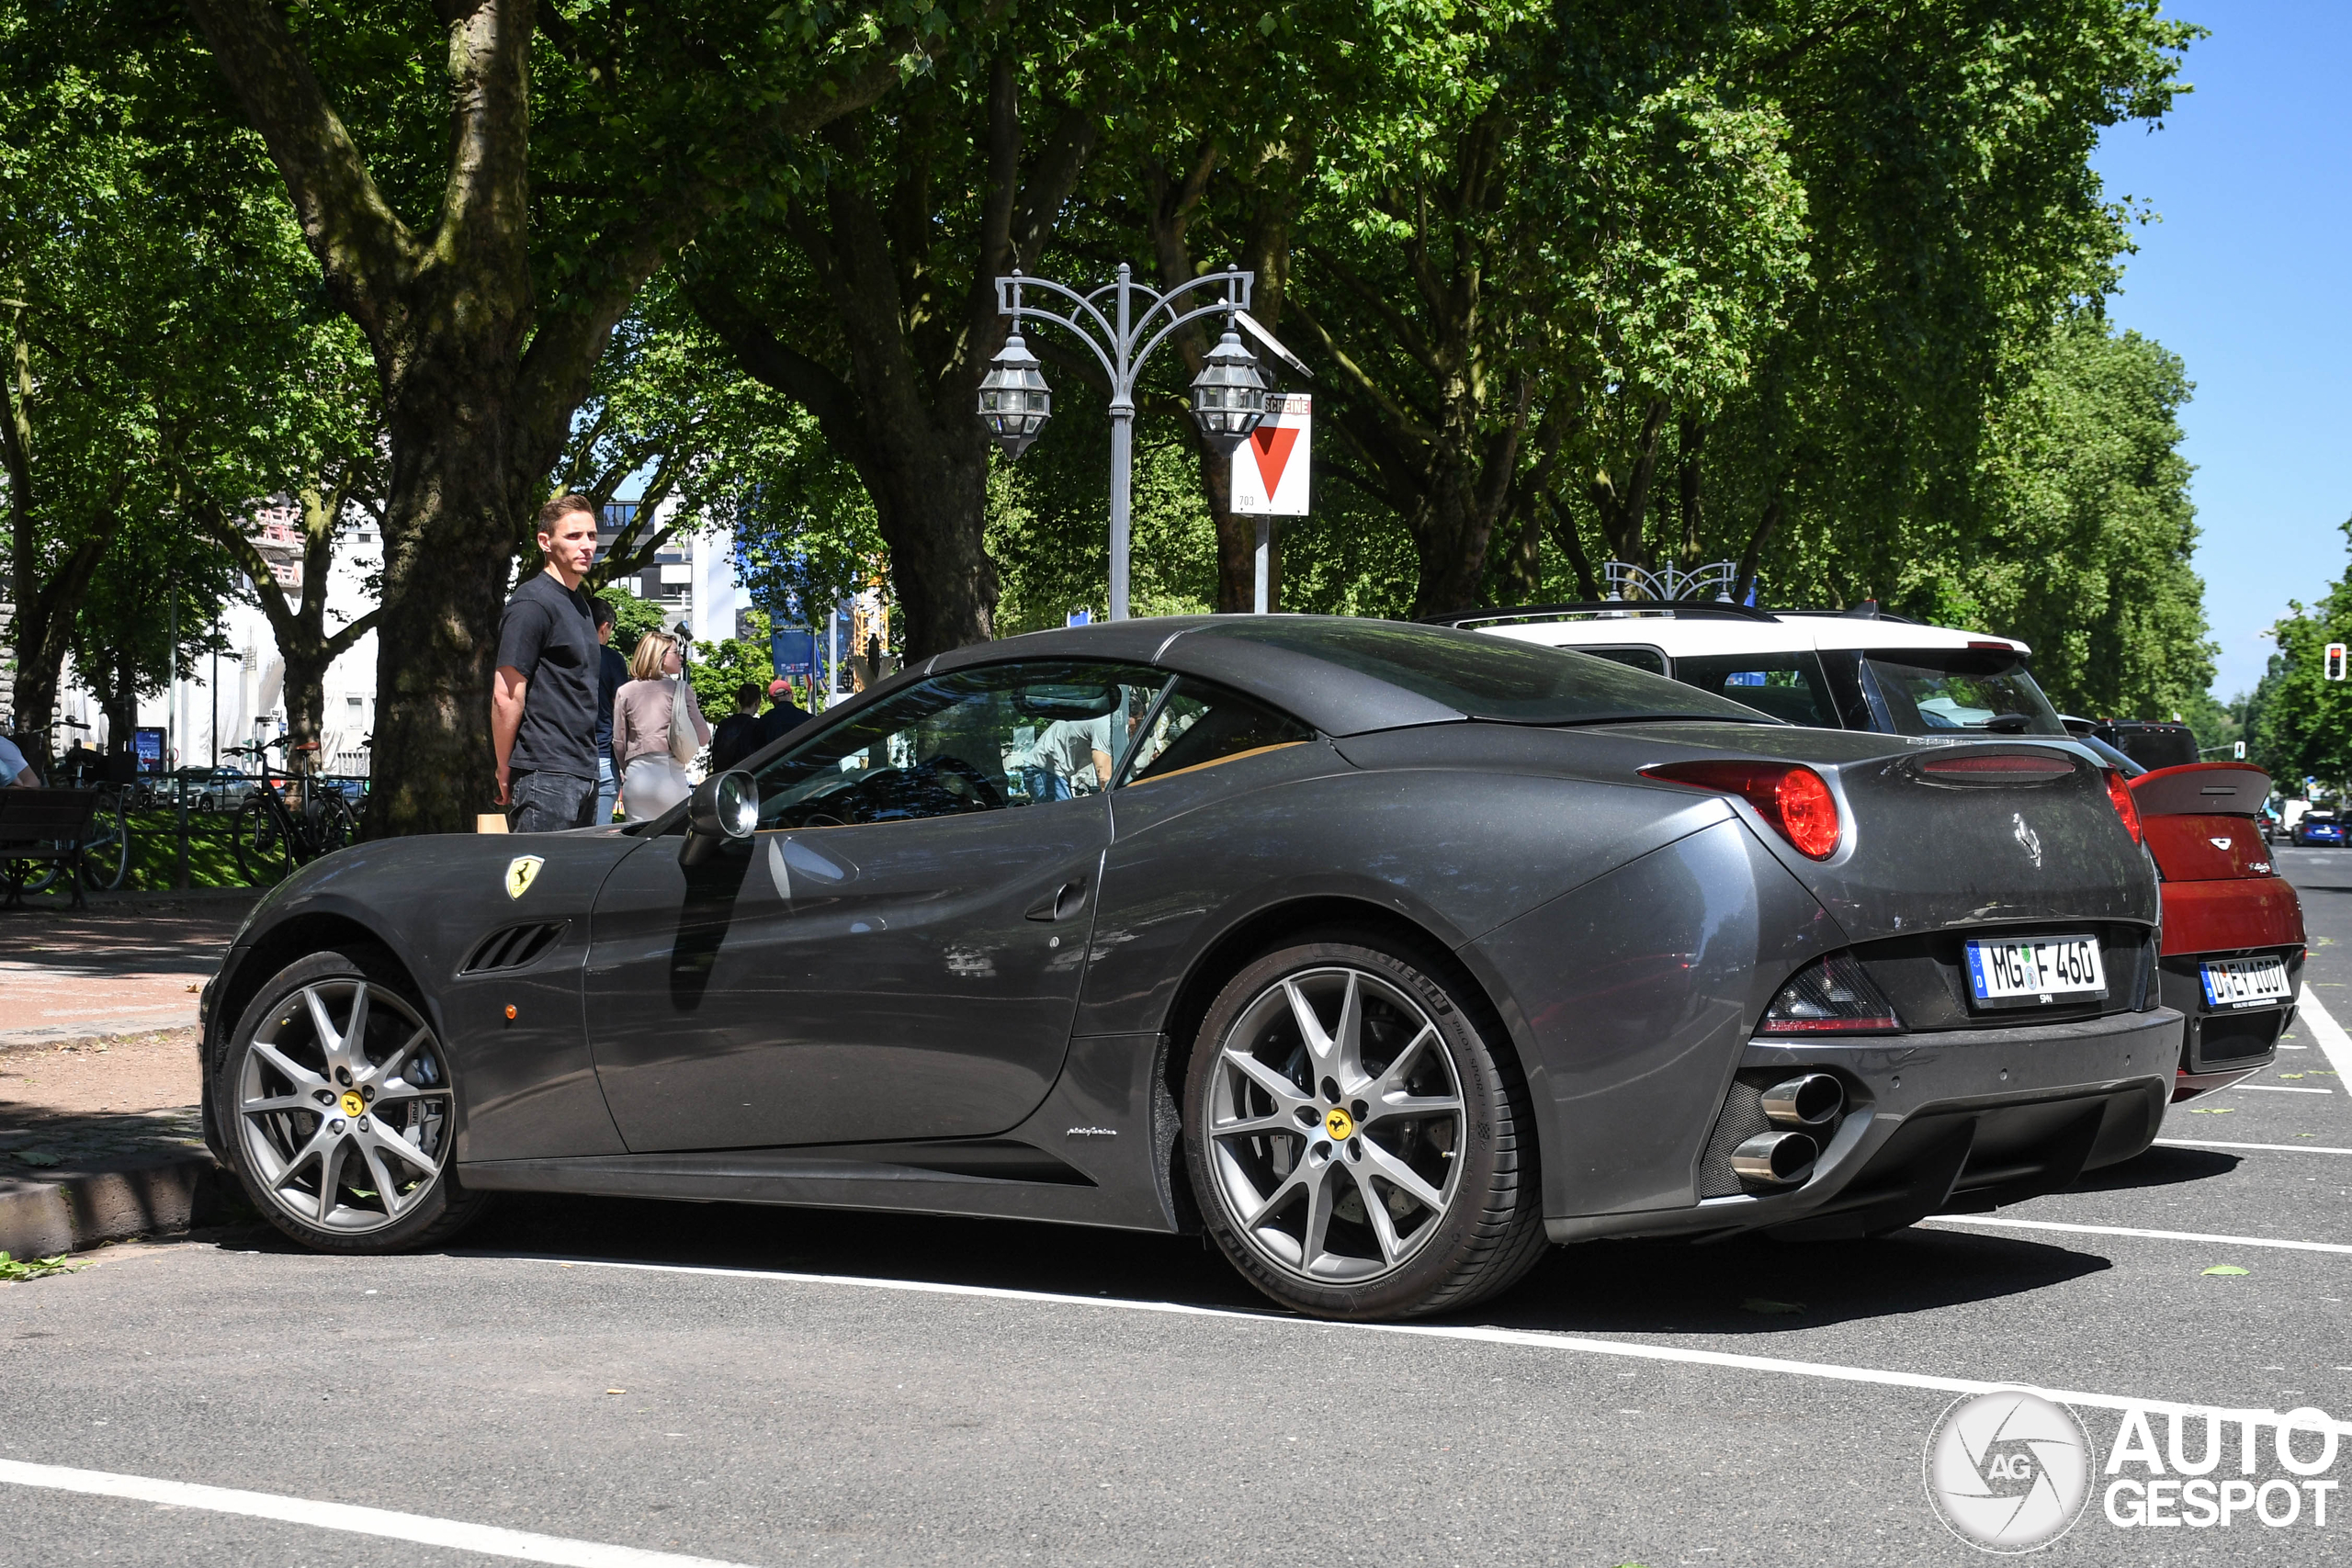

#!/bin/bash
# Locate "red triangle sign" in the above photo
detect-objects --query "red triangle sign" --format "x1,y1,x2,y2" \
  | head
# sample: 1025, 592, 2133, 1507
1249, 425, 1300, 500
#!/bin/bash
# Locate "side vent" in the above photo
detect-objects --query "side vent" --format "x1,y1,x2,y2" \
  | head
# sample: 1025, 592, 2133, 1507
460, 921, 568, 975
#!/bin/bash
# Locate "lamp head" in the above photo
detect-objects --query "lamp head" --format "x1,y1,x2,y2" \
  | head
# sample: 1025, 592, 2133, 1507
1190, 325, 1269, 455
978, 333, 1052, 457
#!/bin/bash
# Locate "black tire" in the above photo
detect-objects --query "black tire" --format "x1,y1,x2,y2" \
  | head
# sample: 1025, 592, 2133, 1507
212, 948, 489, 1253
79, 789, 130, 891
1182, 933, 1548, 1320
233, 798, 292, 884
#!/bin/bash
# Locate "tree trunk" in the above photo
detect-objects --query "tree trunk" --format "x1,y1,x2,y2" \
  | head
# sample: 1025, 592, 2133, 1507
182, 0, 933, 832
365, 373, 530, 834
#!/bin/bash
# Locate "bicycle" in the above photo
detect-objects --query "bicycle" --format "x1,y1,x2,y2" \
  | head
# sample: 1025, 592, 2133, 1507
10, 723, 130, 894
226, 737, 356, 884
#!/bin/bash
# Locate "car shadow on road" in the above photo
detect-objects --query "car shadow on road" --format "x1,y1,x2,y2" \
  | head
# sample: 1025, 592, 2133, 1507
353, 1185, 2112, 1337
2070, 1143, 2240, 1191
1482, 1225, 2108, 1337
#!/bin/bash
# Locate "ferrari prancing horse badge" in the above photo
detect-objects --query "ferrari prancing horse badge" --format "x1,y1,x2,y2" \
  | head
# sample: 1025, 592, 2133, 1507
504, 855, 545, 899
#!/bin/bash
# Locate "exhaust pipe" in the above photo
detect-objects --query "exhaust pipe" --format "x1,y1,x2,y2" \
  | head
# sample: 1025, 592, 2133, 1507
1761, 1073, 1844, 1129
1732, 1131, 1819, 1186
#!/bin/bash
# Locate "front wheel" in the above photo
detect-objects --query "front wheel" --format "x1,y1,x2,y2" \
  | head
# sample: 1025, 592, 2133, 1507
1182, 936, 1547, 1320
79, 788, 130, 891
215, 950, 488, 1252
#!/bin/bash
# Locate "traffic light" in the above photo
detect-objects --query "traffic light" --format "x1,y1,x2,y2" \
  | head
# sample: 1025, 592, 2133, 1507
2328, 642, 2348, 682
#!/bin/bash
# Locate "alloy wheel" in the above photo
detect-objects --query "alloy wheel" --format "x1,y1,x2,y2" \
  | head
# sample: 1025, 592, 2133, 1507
235, 978, 453, 1235
1204, 964, 1466, 1283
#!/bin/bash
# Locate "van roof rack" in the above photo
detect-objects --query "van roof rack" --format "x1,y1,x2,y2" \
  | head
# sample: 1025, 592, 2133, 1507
1422, 601, 1781, 629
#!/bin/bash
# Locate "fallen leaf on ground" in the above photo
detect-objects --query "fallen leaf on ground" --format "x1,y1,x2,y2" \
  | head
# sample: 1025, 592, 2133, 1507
2203, 1266, 2249, 1277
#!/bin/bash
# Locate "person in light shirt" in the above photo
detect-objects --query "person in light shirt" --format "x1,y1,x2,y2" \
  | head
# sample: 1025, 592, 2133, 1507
0, 732, 41, 788
1008, 714, 1114, 801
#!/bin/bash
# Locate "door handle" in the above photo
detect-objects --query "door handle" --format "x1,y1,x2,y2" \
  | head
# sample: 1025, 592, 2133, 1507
1025, 879, 1088, 922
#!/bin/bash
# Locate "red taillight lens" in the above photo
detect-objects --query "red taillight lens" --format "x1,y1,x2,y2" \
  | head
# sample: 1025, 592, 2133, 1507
1641, 761, 1843, 860
2105, 770, 2143, 844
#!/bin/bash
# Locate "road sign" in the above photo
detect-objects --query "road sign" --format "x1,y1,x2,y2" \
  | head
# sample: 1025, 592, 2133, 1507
2234, 740, 2245, 759
2328, 642, 2348, 681
1231, 394, 1310, 515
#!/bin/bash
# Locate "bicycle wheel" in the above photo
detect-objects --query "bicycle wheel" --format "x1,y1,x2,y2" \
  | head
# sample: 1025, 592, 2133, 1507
312, 793, 356, 857
234, 798, 294, 885
79, 788, 130, 891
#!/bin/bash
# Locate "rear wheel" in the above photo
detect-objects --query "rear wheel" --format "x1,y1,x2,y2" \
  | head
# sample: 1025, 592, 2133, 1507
233, 798, 292, 884
214, 949, 488, 1252
1183, 935, 1547, 1320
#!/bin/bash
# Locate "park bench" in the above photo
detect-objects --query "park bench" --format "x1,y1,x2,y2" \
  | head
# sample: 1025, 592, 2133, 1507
0, 787, 100, 910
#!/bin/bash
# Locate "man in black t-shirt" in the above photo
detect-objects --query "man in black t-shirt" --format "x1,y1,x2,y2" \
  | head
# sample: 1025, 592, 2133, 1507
492, 494, 604, 831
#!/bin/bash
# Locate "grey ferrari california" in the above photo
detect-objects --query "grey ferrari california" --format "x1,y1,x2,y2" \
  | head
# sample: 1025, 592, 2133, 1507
200, 616, 2176, 1320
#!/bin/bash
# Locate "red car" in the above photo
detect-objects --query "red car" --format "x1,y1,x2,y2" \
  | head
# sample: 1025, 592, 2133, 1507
2124, 762, 2305, 1099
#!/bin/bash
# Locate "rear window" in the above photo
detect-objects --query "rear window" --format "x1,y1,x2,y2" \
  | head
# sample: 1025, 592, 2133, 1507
1213, 619, 1774, 726
1861, 651, 2066, 738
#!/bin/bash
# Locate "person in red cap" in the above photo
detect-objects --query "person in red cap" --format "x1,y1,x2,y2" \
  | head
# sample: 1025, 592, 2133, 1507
757, 676, 813, 749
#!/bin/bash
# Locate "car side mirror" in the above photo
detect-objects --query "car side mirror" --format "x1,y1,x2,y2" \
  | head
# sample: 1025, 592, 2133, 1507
680, 770, 758, 866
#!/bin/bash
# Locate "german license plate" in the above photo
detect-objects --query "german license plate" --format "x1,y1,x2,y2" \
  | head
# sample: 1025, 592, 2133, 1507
1964, 935, 2108, 1009
2201, 956, 2292, 1010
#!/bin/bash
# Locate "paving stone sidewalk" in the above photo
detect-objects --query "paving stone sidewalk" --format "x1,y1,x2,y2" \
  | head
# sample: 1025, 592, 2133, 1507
0, 899, 248, 1255
0, 895, 254, 1048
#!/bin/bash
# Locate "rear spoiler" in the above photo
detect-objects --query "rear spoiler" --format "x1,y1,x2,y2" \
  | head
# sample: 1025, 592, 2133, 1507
2128, 761, 2268, 818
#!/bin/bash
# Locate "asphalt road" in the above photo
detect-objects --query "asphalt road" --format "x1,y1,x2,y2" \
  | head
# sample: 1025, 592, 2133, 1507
10, 852, 2352, 1566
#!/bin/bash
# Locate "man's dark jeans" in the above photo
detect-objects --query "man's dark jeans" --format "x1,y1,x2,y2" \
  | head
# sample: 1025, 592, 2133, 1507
509, 769, 597, 832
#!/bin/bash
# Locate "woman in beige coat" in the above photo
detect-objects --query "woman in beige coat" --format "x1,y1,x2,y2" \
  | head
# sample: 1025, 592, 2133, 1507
612, 630, 710, 818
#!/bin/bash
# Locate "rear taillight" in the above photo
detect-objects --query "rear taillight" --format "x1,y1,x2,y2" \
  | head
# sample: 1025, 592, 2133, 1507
1642, 761, 1842, 860
1758, 952, 1902, 1034
2105, 770, 2143, 845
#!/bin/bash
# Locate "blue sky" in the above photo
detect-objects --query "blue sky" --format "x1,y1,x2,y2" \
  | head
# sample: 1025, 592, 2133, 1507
2089, 2, 2352, 703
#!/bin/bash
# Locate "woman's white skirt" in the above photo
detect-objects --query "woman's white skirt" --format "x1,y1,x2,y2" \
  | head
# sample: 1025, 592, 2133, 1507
622, 755, 693, 819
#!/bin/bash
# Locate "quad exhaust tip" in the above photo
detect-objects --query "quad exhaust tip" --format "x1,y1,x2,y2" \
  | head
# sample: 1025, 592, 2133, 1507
1732, 1131, 1819, 1187
1761, 1073, 1844, 1129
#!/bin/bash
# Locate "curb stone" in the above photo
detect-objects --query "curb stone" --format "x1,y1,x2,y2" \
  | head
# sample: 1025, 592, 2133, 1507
0, 1152, 231, 1259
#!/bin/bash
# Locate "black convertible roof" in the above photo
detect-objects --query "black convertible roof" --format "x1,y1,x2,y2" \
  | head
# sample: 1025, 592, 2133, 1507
926, 614, 1768, 737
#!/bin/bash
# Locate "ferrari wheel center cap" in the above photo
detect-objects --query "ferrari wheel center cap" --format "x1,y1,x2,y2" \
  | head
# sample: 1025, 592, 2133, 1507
1323, 1107, 1355, 1141
338, 1090, 366, 1119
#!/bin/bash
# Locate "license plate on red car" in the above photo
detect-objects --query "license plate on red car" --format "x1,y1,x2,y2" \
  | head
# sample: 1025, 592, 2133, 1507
1964, 935, 2108, 1009
2201, 956, 2292, 1010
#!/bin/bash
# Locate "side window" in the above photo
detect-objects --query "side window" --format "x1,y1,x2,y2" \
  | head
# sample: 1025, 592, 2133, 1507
1120, 679, 1314, 786
754, 661, 1170, 829
1568, 644, 1668, 677
1670, 652, 1837, 728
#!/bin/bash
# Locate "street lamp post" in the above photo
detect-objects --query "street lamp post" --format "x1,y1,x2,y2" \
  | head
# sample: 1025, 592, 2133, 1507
978, 264, 1269, 620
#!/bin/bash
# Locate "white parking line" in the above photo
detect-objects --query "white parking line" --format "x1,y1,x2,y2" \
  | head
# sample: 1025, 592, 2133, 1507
2230, 1084, 2335, 1094
496, 1252, 2352, 1434
1927, 1214, 2352, 1256
0, 1461, 755, 1568
2158, 1138, 2352, 1156
2299, 989, 2352, 1083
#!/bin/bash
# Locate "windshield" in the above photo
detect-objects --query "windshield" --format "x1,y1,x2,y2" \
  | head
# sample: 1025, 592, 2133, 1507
2075, 734, 2145, 775
1211, 619, 1776, 726
1860, 651, 2066, 738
